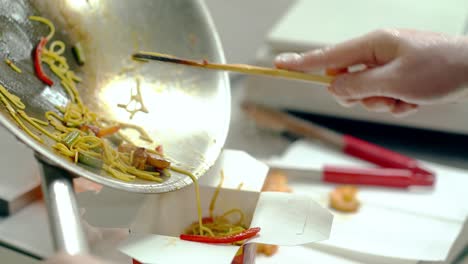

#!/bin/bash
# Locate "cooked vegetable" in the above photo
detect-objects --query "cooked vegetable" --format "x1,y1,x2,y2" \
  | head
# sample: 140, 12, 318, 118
5, 59, 22, 73
132, 147, 148, 170
62, 130, 80, 148
78, 152, 103, 169
80, 124, 100, 135
96, 125, 120, 138
72, 43, 85, 66
147, 152, 170, 169
34, 37, 54, 86
180, 227, 261, 244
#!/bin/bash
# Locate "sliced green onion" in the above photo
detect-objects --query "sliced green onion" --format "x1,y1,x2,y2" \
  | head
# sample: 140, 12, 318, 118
107, 134, 123, 146
78, 152, 103, 169
72, 42, 85, 66
62, 131, 80, 148
91, 146, 103, 153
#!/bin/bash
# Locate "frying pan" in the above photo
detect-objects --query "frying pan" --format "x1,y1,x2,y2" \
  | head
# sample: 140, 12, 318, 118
0, 0, 230, 255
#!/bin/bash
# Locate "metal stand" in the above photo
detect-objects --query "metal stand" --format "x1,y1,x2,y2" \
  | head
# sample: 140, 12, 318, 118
36, 153, 89, 255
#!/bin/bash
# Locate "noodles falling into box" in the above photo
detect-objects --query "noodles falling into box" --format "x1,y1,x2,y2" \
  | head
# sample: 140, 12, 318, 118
77, 150, 334, 264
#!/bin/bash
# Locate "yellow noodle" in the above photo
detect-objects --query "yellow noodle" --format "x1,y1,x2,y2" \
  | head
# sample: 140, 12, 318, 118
221, 208, 245, 226
209, 170, 224, 218
114, 121, 153, 143
17, 110, 60, 141
5, 59, 22, 73
0, 92, 42, 143
171, 166, 204, 235
29, 16, 55, 41
182, 170, 249, 240
52, 143, 75, 157
30, 117, 49, 126
0, 84, 25, 109
200, 226, 215, 237
72, 136, 102, 150
103, 165, 136, 182
117, 77, 149, 119
49, 41, 66, 55
126, 167, 163, 182
46, 110, 64, 122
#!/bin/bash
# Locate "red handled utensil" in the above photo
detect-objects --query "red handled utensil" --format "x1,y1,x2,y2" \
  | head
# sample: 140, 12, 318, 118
243, 102, 435, 188
266, 162, 434, 188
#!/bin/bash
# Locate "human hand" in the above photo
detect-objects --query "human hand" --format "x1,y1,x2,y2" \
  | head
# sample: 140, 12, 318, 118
275, 29, 468, 116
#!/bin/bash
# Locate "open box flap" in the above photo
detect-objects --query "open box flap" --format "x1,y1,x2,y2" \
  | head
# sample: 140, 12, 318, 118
248, 192, 333, 246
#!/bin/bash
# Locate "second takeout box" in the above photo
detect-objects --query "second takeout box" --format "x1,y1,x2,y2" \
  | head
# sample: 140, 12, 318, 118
77, 150, 333, 263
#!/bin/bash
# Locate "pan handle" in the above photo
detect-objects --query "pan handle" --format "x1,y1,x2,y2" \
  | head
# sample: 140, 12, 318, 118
36, 153, 89, 255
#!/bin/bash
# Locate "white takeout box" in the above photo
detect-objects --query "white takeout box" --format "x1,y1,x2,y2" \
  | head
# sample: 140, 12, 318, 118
77, 150, 333, 264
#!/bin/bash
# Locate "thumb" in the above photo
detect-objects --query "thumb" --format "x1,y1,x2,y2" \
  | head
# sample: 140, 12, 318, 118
328, 65, 396, 100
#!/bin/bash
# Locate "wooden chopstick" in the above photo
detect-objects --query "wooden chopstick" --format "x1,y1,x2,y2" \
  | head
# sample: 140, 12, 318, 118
132, 51, 334, 85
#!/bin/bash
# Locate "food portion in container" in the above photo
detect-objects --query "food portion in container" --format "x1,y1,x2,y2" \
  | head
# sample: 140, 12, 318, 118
179, 171, 261, 264
181, 170, 260, 244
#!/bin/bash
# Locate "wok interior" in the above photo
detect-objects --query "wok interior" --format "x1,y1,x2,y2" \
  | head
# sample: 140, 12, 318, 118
0, 0, 230, 193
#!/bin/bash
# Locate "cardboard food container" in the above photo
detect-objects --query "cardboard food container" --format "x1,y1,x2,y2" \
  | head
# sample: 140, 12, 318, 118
78, 150, 333, 264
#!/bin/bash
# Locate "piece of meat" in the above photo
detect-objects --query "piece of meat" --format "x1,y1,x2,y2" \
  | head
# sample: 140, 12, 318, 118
118, 143, 137, 153
147, 152, 170, 169
132, 147, 148, 170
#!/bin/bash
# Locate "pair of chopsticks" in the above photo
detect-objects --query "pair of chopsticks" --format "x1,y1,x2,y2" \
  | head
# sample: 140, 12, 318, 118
132, 51, 334, 85
242, 102, 435, 189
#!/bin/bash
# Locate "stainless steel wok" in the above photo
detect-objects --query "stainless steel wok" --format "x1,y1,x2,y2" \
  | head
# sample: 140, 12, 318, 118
0, 0, 230, 255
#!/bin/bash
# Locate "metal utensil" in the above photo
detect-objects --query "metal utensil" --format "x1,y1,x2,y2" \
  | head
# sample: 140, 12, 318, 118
0, 0, 230, 255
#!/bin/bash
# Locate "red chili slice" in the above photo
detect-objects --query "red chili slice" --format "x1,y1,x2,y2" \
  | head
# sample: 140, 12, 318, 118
201, 217, 214, 224
34, 37, 54, 86
180, 227, 260, 244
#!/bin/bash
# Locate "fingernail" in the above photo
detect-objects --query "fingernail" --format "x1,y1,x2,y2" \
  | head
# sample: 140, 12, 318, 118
275, 52, 303, 64
329, 78, 347, 96
369, 101, 393, 112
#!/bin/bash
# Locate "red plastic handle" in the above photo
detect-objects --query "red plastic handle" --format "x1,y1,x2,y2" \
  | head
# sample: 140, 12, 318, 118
343, 135, 432, 175
323, 166, 434, 188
